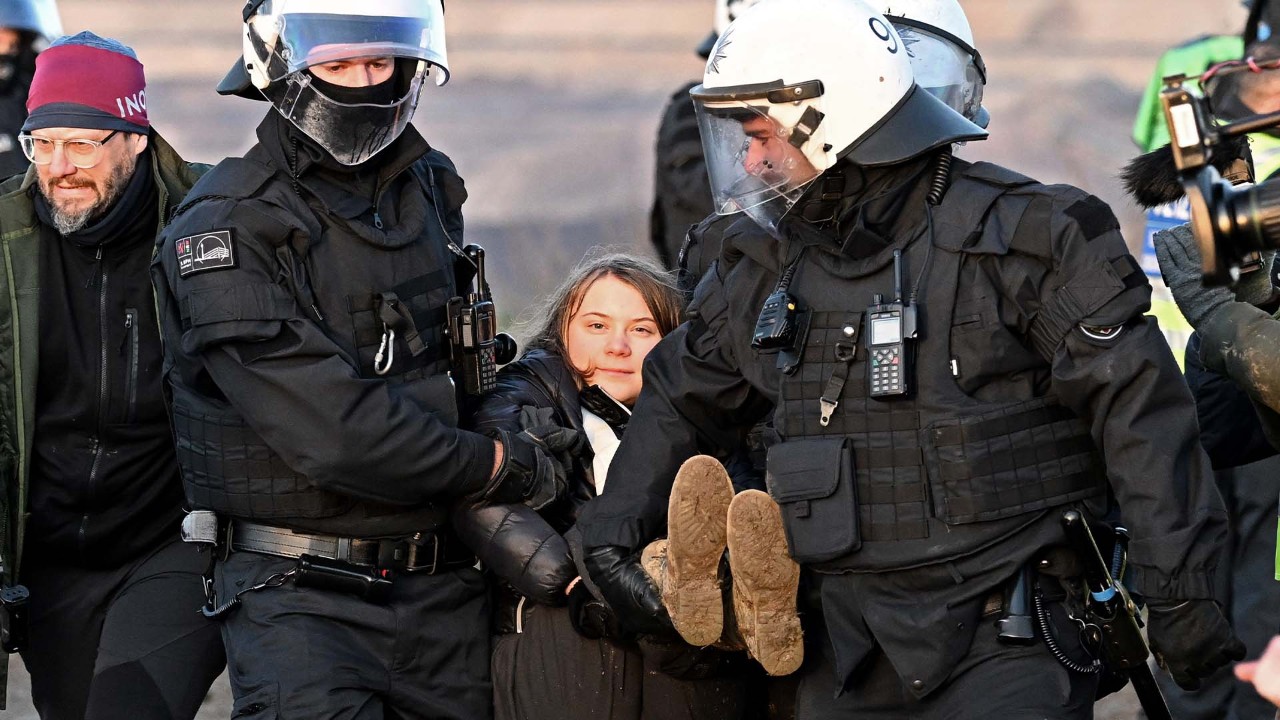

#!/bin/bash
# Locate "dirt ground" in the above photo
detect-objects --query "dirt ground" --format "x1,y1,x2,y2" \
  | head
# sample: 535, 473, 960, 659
3, 0, 1257, 718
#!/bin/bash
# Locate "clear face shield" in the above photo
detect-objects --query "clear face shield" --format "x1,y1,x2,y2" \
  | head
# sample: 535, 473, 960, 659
896, 24, 985, 126
692, 90, 826, 237
251, 0, 448, 164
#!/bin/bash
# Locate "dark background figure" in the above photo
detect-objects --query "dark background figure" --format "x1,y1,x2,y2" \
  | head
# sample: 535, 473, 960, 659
0, 32, 225, 717
0, 0, 60, 178
151, 2, 569, 717
583, 1, 1244, 717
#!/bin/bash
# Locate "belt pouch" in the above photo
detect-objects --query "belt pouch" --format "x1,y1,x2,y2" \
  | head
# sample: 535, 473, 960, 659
766, 437, 860, 563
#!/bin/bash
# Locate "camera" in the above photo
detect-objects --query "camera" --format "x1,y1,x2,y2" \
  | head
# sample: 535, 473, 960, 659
447, 244, 518, 395
1160, 73, 1280, 284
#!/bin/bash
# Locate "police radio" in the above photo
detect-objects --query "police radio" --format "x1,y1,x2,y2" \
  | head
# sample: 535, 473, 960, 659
752, 256, 803, 350
866, 250, 917, 398
447, 244, 517, 395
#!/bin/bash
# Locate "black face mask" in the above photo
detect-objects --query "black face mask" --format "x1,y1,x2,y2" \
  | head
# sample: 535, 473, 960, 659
306, 73, 398, 106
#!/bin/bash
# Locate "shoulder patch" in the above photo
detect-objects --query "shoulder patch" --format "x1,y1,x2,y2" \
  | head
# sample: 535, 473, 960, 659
176, 229, 237, 277
1063, 196, 1119, 242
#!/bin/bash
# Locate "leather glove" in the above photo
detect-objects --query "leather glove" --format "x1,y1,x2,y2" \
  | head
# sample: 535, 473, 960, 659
566, 578, 629, 641
1154, 224, 1235, 329
1146, 598, 1246, 690
563, 525, 628, 640
583, 544, 676, 638
474, 426, 571, 510
517, 406, 591, 492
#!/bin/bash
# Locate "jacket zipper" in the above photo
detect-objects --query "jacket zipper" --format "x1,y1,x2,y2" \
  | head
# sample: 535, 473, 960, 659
78, 247, 109, 558
123, 308, 138, 423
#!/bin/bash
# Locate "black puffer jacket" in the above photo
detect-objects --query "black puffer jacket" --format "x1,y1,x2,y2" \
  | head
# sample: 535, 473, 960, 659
454, 349, 596, 608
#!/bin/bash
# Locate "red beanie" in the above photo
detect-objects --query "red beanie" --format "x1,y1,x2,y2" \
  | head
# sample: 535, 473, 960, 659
23, 31, 149, 133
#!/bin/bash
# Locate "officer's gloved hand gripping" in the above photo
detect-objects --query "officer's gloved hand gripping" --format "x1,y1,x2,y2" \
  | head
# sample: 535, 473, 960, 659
583, 545, 676, 637
1147, 598, 1246, 690
477, 423, 583, 510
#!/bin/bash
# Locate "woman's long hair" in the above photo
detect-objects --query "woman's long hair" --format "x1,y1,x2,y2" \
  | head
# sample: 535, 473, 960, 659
520, 250, 683, 383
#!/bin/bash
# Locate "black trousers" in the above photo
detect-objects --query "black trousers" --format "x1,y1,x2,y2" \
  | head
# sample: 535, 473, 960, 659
216, 551, 491, 720
794, 593, 1100, 719
491, 603, 748, 720
19, 536, 227, 720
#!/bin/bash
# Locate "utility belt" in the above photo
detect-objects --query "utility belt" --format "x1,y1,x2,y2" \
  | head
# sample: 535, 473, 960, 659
225, 520, 475, 575
990, 514, 1152, 705
181, 512, 477, 616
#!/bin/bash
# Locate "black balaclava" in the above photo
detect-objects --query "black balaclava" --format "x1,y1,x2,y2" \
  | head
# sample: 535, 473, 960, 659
307, 72, 398, 107
785, 152, 937, 260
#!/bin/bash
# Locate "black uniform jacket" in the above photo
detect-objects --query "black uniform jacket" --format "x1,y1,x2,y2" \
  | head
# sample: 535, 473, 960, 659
578, 156, 1229, 695
151, 114, 494, 535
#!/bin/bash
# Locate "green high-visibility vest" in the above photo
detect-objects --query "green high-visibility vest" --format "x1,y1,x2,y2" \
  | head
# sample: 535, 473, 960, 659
1133, 34, 1244, 152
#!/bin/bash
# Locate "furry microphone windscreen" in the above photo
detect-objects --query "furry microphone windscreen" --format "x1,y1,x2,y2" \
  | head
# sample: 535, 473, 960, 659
1120, 134, 1251, 209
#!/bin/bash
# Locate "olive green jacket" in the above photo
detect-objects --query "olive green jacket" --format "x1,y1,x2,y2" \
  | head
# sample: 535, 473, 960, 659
0, 132, 206, 707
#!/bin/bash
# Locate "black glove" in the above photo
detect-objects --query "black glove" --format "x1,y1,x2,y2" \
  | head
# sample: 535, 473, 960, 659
583, 544, 675, 638
516, 405, 591, 507
566, 579, 629, 641
476, 426, 570, 510
1147, 598, 1246, 690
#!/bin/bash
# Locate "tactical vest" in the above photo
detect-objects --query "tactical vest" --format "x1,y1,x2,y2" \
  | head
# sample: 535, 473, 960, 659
161, 151, 463, 536
767, 163, 1109, 573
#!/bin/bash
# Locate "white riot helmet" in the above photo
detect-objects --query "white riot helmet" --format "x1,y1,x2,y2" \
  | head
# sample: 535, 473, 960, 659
699, 0, 764, 57
691, 0, 986, 235
880, 0, 988, 127
237, 0, 449, 165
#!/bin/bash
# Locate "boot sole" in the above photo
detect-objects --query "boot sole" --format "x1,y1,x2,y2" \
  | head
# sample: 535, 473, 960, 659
665, 455, 734, 647
728, 489, 803, 676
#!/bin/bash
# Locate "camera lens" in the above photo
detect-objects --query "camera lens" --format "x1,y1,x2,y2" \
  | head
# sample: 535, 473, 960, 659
1227, 179, 1280, 253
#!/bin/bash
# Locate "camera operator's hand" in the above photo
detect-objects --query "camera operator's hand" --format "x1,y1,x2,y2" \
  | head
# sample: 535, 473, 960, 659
478, 424, 579, 510
1233, 251, 1279, 308
1147, 598, 1246, 690
583, 544, 676, 638
1154, 224, 1235, 328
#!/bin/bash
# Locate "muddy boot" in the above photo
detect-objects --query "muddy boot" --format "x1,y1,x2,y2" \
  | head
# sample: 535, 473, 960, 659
641, 538, 669, 591
663, 455, 735, 647
727, 489, 803, 676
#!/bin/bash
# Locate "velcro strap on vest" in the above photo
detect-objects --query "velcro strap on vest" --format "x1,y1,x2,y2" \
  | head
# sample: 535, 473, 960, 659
182, 283, 297, 326
860, 447, 924, 468
937, 435, 1096, 482
930, 402, 1078, 446
1027, 257, 1126, 361
940, 470, 1100, 520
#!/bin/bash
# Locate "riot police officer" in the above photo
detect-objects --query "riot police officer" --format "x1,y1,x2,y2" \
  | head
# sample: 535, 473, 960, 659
0, 0, 60, 177
151, 1, 570, 717
660, 0, 992, 292
580, 0, 1244, 716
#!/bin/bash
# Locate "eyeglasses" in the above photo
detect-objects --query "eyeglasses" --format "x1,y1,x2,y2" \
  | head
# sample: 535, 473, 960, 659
18, 130, 121, 169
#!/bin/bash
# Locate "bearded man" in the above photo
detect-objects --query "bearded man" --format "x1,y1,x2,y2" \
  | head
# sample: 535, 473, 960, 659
0, 32, 226, 718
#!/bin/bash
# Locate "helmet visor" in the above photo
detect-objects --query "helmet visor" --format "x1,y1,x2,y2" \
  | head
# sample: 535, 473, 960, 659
896, 24, 984, 124
265, 69, 426, 165
260, 0, 448, 85
693, 99, 825, 228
